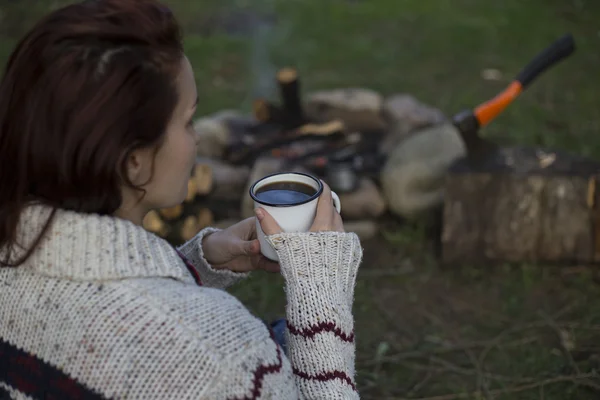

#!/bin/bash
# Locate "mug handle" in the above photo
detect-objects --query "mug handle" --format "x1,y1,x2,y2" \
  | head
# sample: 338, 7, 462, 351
331, 191, 342, 213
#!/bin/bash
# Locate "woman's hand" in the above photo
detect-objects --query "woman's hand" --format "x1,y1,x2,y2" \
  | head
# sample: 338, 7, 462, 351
256, 181, 344, 235
201, 217, 280, 273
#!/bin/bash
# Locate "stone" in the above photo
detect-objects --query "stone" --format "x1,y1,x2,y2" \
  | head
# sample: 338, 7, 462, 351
194, 117, 230, 158
194, 110, 257, 158
196, 157, 250, 201
380, 94, 446, 154
343, 220, 378, 241
380, 123, 466, 219
304, 88, 388, 132
338, 178, 386, 220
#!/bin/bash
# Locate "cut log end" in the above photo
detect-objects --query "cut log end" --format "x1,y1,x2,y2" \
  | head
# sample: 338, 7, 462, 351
181, 216, 200, 242
143, 210, 168, 237
587, 176, 596, 208
197, 208, 214, 230
277, 67, 298, 84
194, 163, 213, 195
159, 204, 183, 220
185, 178, 198, 203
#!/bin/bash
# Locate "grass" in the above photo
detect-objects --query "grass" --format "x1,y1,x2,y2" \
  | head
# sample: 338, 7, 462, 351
1, 0, 600, 398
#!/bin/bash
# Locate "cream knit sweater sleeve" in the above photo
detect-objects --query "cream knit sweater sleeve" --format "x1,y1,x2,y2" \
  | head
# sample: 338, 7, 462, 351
210, 231, 362, 399
179, 226, 362, 398
177, 227, 250, 289
269, 231, 362, 399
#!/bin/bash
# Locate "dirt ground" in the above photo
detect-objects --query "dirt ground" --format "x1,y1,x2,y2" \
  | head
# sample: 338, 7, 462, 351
229, 216, 600, 399
353, 219, 600, 399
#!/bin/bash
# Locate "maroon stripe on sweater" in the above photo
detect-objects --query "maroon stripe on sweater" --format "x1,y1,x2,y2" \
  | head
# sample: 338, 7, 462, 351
293, 367, 357, 392
174, 249, 204, 286
287, 321, 355, 342
0, 338, 105, 399
227, 331, 283, 400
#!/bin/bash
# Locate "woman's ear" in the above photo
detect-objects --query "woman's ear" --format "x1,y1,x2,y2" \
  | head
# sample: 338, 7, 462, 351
125, 148, 151, 186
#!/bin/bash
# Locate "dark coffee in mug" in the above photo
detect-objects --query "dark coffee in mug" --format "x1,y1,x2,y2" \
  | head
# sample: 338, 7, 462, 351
254, 181, 317, 205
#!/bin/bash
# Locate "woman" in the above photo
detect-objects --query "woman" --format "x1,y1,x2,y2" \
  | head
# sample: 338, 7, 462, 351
0, 0, 362, 399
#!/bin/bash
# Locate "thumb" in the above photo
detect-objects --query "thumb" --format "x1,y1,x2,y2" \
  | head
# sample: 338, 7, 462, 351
240, 238, 261, 256
226, 237, 260, 258
255, 208, 282, 236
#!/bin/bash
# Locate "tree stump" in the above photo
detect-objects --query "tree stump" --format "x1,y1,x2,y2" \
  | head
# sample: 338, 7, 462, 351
441, 146, 600, 265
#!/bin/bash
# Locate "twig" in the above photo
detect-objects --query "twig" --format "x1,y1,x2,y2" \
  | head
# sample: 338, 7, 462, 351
362, 336, 537, 366
403, 373, 598, 400
384, 357, 535, 385
478, 321, 552, 369
552, 299, 580, 320
360, 269, 416, 277
374, 298, 419, 344
407, 369, 435, 397
458, 337, 489, 397
447, 296, 511, 324
539, 311, 580, 374
427, 355, 536, 383
560, 322, 600, 331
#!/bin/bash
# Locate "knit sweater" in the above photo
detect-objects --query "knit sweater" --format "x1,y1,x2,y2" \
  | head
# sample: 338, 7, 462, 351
0, 204, 362, 399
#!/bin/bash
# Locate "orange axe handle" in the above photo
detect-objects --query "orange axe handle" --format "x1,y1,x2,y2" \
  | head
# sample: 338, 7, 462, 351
474, 34, 575, 128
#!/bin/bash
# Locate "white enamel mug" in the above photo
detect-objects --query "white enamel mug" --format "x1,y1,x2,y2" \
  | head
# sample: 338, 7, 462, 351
249, 172, 342, 261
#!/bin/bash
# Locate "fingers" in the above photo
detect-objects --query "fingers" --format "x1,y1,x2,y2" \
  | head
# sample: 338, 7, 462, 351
240, 217, 257, 241
332, 211, 345, 232
252, 255, 281, 273
255, 207, 282, 236
310, 181, 344, 232
310, 182, 332, 232
240, 239, 261, 256
213, 254, 280, 273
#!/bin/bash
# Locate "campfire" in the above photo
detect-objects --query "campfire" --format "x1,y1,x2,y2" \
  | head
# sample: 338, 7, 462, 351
142, 66, 440, 245
142, 33, 600, 268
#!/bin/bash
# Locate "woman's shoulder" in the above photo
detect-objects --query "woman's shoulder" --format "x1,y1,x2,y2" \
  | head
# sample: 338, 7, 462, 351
0, 270, 278, 398
118, 277, 271, 351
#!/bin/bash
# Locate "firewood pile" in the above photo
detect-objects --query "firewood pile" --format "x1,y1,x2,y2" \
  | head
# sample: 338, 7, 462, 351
143, 67, 449, 245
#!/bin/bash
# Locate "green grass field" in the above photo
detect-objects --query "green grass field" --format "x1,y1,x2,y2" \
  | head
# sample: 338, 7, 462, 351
2, 0, 600, 398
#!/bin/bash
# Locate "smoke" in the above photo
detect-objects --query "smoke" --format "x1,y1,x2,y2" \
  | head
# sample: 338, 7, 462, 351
246, 16, 278, 102
240, 0, 293, 111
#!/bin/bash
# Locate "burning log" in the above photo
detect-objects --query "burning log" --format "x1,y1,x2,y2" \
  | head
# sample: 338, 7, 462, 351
225, 119, 346, 165
277, 67, 304, 124
253, 99, 285, 125
304, 88, 388, 133
297, 120, 344, 136
252, 67, 305, 129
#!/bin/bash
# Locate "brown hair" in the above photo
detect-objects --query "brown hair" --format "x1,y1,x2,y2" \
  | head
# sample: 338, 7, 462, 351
0, 0, 184, 266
